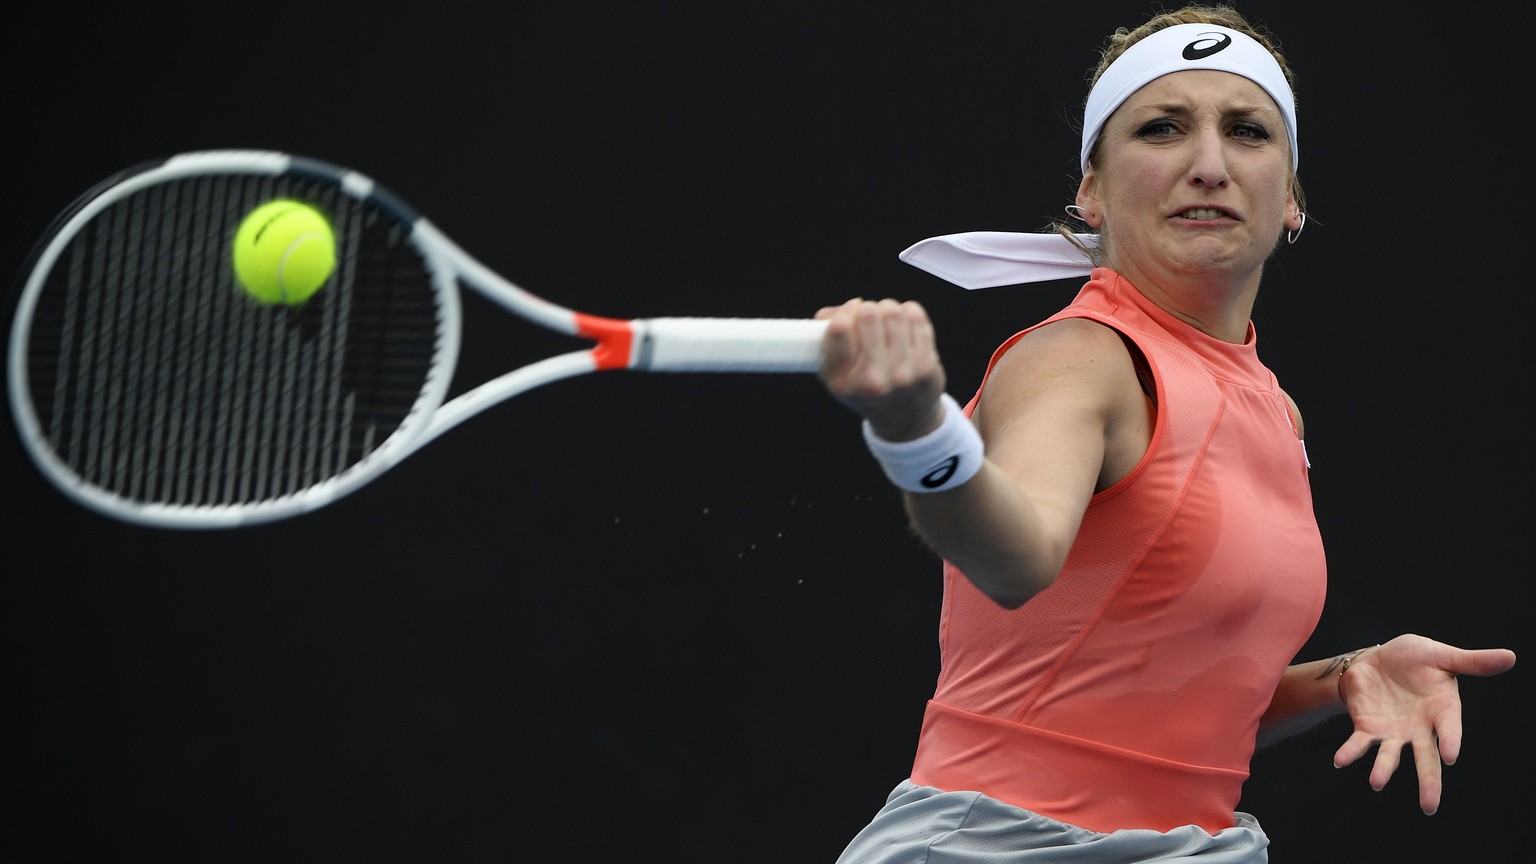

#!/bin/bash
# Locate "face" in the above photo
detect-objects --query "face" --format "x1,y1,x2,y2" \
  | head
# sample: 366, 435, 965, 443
1077, 69, 1300, 294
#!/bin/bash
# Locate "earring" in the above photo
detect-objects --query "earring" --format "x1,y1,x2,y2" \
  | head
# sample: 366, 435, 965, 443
1064, 204, 1091, 223
1286, 212, 1307, 245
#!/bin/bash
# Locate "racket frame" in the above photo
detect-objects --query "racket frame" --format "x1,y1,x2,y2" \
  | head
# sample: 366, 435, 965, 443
9, 150, 826, 529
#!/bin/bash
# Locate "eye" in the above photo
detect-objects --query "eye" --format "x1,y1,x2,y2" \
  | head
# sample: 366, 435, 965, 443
1231, 121, 1272, 141
1135, 118, 1182, 139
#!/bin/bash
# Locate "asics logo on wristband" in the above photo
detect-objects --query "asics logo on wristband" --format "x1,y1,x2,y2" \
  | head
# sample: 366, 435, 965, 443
862, 394, 984, 494
921, 456, 961, 489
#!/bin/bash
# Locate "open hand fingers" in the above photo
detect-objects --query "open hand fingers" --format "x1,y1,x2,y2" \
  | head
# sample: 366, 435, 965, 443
1411, 733, 1446, 815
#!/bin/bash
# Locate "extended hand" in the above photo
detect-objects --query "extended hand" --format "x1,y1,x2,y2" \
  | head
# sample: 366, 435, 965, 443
1332, 634, 1516, 814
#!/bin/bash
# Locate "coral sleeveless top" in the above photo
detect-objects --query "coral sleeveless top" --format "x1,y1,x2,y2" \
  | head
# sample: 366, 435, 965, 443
909, 268, 1327, 834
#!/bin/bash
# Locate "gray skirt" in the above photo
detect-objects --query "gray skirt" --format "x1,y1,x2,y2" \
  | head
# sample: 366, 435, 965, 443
835, 781, 1268, 863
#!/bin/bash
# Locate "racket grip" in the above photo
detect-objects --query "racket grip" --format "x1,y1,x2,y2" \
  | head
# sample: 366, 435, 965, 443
634, 317, 828, 372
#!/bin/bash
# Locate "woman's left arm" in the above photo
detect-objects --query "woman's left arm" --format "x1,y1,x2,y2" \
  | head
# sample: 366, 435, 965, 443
1259, 634, 1516, 814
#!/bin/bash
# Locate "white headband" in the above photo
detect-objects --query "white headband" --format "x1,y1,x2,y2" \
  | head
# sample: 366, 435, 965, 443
1080, 23, 1297, 173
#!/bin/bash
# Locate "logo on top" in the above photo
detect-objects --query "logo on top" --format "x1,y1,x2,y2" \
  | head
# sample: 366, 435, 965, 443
1182, 31, 1233, 60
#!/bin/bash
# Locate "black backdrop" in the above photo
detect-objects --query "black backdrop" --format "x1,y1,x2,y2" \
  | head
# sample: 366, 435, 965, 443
5, 3, 1527, 862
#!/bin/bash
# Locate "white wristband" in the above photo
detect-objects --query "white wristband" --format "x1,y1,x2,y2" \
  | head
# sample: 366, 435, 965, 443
862, 393, 983, 493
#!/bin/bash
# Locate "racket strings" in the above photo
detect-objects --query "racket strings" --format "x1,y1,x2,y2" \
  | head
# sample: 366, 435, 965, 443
23, 174, 442, 509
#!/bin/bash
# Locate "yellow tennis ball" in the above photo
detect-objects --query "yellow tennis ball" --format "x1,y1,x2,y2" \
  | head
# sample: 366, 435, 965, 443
232, 199, 336, 305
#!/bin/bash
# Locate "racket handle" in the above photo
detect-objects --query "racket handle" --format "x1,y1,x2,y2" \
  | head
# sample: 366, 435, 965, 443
635, 317, 828, 372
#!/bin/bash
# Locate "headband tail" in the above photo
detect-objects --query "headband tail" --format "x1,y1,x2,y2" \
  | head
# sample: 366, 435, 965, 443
898, 231, 1098, 290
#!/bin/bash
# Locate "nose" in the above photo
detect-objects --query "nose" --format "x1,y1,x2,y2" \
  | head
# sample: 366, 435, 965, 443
1187, 128, 1229, 188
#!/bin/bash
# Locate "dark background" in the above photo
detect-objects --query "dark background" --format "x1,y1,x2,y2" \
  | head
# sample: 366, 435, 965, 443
5, 2, 1527, 861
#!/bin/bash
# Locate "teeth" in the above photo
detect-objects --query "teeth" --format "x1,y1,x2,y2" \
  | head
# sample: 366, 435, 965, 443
1181, 208, 1223, 219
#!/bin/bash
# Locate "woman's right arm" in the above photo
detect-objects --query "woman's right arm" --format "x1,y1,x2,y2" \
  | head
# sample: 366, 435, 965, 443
817, 299, 1144, 608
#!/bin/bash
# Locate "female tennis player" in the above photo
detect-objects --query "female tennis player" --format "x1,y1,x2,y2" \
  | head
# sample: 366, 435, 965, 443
815, 4, 1517, 861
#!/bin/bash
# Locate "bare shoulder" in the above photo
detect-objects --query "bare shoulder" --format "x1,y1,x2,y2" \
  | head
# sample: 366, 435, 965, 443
982, 318, 1140, 404
975, 317, 1152, 490
974, 317, 1143, 438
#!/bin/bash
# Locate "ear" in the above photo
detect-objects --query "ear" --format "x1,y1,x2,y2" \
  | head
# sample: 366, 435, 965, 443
1075, 173, 1104, 228
1283, 184, 1303, 231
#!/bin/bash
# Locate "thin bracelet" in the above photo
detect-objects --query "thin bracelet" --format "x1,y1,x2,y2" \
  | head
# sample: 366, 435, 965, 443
1334, 645, 1380, 701
862, 393, 984, 493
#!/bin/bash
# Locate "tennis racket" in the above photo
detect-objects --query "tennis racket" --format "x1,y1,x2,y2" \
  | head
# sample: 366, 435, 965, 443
8, 149, 828, 529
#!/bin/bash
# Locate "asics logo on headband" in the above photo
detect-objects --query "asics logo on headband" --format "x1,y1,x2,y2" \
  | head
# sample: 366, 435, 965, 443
1183, 32, 1232, 60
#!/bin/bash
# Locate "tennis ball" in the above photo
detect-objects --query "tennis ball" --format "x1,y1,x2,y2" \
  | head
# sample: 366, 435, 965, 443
232, 199, 336, 305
